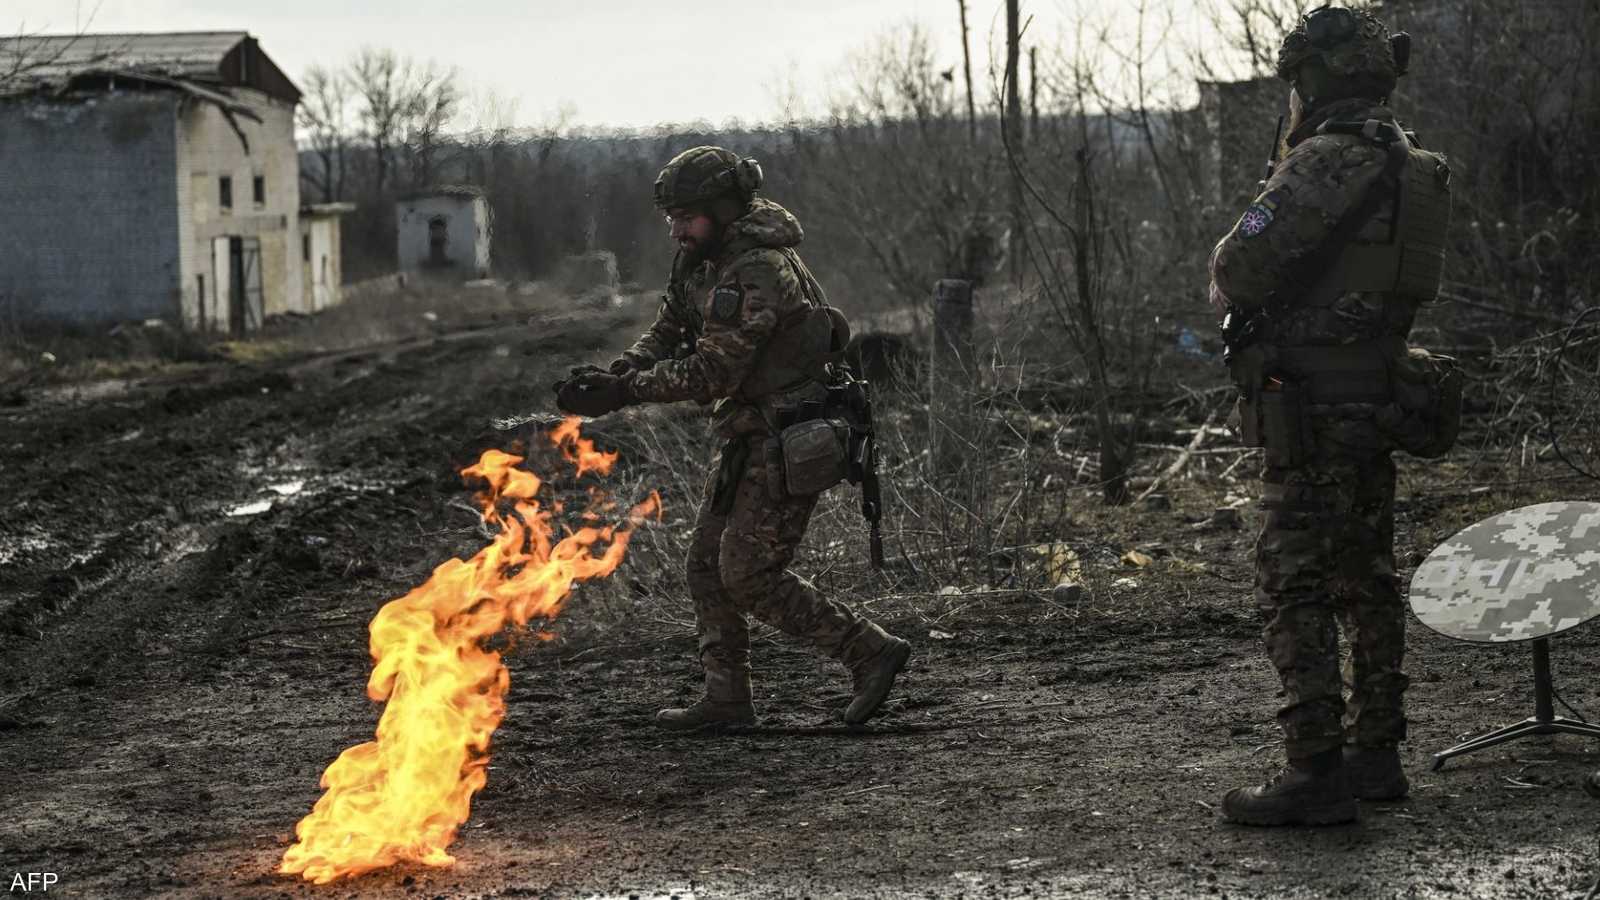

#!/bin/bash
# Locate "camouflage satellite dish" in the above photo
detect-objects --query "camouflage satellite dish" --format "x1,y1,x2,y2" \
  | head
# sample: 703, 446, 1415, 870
1409, 501, 1600, 642
1408, 501, 1600, 770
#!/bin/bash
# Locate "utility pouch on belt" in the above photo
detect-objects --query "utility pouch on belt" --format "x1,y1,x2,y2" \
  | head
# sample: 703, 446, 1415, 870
1226, 343, 1271, 448
777, 418, 850, 496
1376, 347, 1463, 458
710, 437, 750, 515
1259, 380, 1312, 468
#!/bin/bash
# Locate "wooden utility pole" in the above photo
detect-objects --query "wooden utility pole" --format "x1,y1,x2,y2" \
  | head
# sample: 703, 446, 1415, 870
1029, 46, 1039, 138
958, 0, 976, 145
1005, 0, 1023, 281
930, 278, 976, 477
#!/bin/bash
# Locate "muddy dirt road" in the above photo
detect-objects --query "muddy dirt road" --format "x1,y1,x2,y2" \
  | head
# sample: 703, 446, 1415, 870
2, 305, 1598, 899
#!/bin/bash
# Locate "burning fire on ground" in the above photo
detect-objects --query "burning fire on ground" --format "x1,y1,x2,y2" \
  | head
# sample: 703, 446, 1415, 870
279, 417, 659, 884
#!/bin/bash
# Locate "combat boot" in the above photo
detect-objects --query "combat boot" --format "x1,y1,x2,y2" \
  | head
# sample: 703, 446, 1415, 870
1343, 744, 1408, 801
654, 659, 755, 731
844, 637, 911, 725
1221, 749, 1358, 826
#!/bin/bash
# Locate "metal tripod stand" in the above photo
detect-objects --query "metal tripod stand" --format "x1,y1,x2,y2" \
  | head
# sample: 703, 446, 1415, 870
1431, 636, 1600, 771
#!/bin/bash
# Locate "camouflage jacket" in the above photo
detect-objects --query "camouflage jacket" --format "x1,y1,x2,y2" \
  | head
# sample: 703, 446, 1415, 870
1209, 98, 1420, 347
626, 198, 823, 433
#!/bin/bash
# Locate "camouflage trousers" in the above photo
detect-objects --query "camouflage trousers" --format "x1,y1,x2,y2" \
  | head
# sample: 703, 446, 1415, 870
1255, 451, 1409, 758
686, 437, 892, 693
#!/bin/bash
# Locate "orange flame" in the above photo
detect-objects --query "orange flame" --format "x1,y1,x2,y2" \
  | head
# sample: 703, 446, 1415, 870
279, 416, 659, 884
550, 416, 617, 478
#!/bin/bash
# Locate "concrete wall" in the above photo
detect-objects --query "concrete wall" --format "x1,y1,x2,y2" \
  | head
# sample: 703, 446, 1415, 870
0, 92, 182, 325
396, 195, 490, 278
1199, 77, 1286, 209
175, 87, 301, 332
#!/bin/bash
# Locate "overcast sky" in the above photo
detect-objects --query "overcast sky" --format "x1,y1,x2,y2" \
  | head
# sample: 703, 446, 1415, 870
8, 1, 1240, 130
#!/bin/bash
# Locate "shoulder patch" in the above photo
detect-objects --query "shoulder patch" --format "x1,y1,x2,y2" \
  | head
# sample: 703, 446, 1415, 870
1237, 187, 1289, 239
710, 284, 744, 322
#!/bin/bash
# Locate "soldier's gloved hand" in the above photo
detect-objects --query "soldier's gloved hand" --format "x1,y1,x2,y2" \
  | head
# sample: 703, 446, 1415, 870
552, 364, 609, 410
556, 370, 637, 418
606, 357, 636, 376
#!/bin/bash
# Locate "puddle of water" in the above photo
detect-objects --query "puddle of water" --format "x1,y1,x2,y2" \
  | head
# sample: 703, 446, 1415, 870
226, 499, 274, 517
33, 378, 135, 404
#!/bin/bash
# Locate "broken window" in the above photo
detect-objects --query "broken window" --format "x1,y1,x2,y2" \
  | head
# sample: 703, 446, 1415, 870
253, 175, 265, 205
220, 176, 233, 210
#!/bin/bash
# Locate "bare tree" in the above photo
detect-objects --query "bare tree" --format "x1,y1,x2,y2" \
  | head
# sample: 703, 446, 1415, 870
1005, 0, 1024, 281
958, 0, 977, 144
347, 48, 460, 196
791, 23, 1003, 311
297, 65, 352, 203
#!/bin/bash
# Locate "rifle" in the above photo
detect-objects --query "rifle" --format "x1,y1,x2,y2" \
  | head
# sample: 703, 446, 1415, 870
835, 372, 885, 569
1258, 114, 1285, 192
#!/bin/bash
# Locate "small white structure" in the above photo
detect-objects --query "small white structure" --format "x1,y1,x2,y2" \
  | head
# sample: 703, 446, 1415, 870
300, 202, 353, 312
396, 186, 491, 279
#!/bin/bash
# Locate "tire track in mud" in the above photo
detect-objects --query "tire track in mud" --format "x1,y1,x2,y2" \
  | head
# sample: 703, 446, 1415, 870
0, 312, 619, 714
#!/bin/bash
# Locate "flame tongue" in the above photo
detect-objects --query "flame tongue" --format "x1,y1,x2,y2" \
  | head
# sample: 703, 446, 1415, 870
280, 419, 658, 884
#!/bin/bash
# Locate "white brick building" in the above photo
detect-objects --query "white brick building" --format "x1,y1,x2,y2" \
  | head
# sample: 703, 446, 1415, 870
0, 32, 344, 334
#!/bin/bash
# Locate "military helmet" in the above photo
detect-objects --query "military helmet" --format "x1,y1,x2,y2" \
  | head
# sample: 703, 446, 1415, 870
652, 146, 764, 211
1276, 5, 1405, 99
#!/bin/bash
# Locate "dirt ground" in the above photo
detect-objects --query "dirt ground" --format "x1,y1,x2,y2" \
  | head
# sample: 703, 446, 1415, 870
2, 296, 1599, 900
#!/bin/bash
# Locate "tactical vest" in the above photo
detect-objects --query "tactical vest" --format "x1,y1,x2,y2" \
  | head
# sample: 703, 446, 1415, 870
726, 246, 850, 401
1298, 129, 1452, 312
1233, 120, 1462, 461
1276, 122, 1453, 405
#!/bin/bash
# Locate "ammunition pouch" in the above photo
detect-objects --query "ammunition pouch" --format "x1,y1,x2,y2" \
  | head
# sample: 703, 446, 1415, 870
760, 372, 875, 499
1257, 380, 1315, 468
1374, 347, 1463, 458
775, 418, 852, 496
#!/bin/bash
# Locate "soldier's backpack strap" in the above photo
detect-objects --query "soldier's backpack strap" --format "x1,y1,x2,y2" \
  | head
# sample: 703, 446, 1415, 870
1280, 119, 1408, 302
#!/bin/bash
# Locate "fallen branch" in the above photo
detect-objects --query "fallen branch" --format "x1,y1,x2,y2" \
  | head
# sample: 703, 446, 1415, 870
1135, 403, 1222, 504
1436, 289, 1572, 327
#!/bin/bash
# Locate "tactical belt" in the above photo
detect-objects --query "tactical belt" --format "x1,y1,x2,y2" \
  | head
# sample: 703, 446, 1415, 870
1275, 341, 1393, 404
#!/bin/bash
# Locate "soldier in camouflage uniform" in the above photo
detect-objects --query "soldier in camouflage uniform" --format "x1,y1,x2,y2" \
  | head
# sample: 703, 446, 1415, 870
556, 146, 911, 729
1209, 6, 1453, 825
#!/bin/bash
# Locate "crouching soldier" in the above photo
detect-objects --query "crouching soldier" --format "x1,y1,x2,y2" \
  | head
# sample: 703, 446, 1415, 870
555, 146, 911, 729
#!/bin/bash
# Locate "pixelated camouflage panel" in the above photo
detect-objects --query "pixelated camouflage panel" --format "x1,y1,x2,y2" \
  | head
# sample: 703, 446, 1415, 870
631, 199, 809, 411
1409, 501, 1600, 642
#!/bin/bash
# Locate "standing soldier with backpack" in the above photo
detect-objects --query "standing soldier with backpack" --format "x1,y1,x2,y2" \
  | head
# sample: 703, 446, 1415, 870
556, 146, 911, 730
1209, 6, 1458, 825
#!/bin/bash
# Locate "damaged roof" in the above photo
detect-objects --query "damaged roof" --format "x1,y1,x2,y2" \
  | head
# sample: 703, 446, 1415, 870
0, 31, 301, 104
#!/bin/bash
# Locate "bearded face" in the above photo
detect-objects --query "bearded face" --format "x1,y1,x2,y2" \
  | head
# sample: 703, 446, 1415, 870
666, 208, 717, 261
